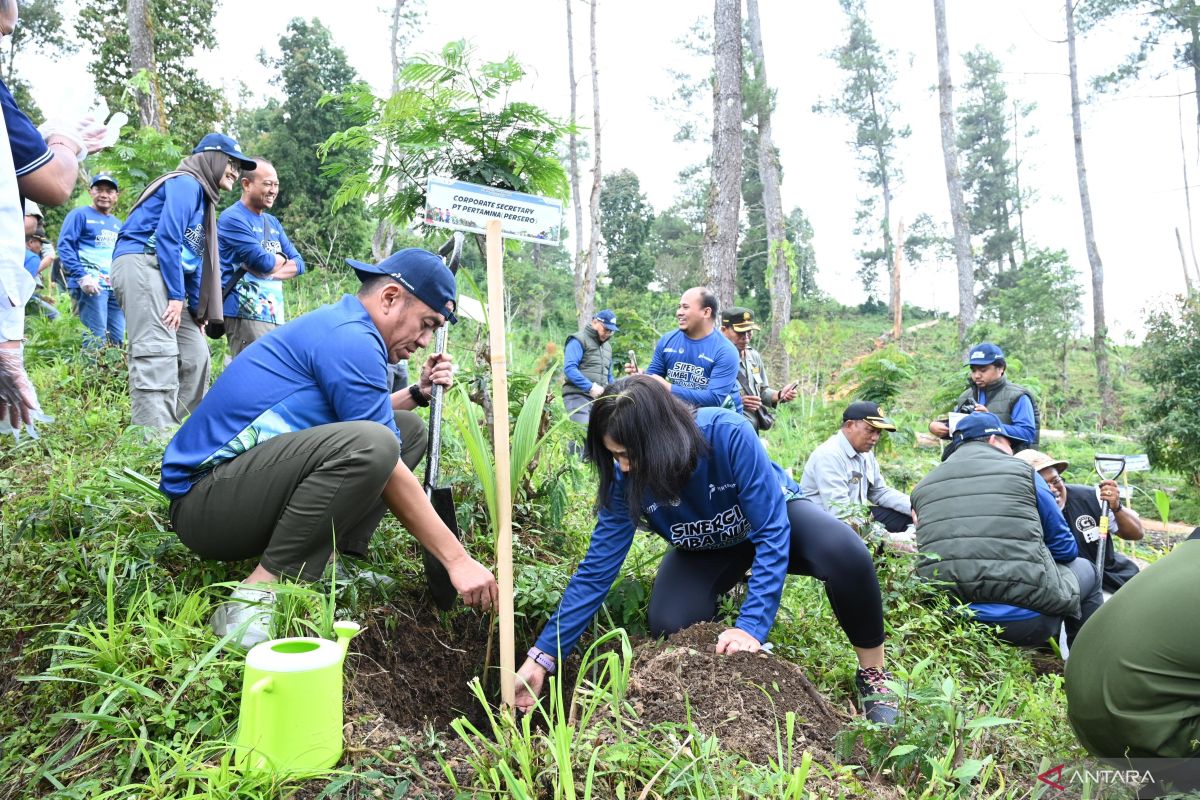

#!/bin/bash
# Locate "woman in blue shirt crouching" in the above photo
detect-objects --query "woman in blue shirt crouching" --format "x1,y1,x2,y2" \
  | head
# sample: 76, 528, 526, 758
514, 374, 899, 724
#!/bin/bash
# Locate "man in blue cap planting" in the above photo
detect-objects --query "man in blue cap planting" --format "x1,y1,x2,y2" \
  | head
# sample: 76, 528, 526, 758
160, 248, 499, 647
910, 412, 1101, 649
928, 342, 1039, 456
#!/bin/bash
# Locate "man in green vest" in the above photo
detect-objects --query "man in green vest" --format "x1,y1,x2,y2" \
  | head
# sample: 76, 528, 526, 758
562, 309, 618, 425
719, 306, 797, 432
1066, 532, 1200, 768
911, 413, 1101, 648
929, 342, 1039, 457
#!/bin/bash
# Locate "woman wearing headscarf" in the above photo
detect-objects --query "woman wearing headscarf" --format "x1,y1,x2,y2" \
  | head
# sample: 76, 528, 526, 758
111, 134, 255, 429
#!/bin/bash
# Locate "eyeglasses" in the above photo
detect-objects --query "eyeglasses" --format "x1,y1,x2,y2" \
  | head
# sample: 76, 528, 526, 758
1043, 472, 1064, 487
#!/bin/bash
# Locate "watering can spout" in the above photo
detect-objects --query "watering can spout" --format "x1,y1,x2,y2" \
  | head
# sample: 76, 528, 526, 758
333, 621, 361, 661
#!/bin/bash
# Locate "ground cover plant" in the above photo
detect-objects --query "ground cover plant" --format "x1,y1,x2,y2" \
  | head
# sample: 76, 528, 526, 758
0, 267, 1190, 800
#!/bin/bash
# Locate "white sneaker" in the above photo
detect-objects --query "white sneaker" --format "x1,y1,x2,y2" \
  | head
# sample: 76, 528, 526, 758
210, 585, 274, 648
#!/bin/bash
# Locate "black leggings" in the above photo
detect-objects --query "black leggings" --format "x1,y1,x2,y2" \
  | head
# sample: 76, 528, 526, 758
647, 499, 886, 649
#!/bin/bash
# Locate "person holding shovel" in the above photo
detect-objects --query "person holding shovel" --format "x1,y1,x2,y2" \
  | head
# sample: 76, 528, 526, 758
159, 248, 498, 648
514, 375, 899, 724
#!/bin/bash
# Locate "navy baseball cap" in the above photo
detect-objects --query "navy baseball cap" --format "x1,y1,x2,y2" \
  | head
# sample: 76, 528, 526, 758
954, 412, 1025, 443
594, 309, 619, 332
192, 133, 256, 171
346, 248, 458, 324
965, 342, 1005, 366
90, 172, 119, 190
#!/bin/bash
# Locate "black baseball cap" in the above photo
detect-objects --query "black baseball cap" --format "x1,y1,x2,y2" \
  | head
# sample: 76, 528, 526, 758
842, 400, 897, 431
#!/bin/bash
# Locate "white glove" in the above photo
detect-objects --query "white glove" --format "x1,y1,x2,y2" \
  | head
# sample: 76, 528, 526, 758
79, 275, 101, 296
42, 244, 55, 260
37, 119, 88, 160
0, 347, 39, 431
588, 383, 604, 399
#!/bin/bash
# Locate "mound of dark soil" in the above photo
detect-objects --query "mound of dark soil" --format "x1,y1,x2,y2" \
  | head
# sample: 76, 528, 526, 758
626, 623, 856, 767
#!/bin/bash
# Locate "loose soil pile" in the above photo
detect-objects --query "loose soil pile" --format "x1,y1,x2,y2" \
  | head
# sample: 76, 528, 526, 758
626, 622, 857, 766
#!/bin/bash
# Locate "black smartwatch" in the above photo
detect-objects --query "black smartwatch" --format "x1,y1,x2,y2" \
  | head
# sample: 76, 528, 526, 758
408, 383, 430, 407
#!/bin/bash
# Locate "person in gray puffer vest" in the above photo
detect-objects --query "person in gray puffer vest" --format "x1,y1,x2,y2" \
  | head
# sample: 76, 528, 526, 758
562, 309, 618, 425
929, 342, 1039, 459
911, 413, 1102, 648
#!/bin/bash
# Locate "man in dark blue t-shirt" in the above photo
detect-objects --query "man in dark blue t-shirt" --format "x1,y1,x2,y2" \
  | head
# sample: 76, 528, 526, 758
639, 286, 743, 413
161, 248, 498, 647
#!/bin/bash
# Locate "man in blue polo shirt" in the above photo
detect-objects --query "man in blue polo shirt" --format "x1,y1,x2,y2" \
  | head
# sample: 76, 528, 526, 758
58, 172, 123, 349
639, 286, 742, 413
217, 158, 305, 357
161, 248, 498, 647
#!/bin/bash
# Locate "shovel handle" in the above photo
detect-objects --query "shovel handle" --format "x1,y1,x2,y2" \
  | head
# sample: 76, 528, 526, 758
424, 233, 465, 492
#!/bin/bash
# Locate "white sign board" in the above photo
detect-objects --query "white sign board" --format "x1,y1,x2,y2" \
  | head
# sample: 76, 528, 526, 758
1096, 453, 1151, 472
424, 177, 563, 246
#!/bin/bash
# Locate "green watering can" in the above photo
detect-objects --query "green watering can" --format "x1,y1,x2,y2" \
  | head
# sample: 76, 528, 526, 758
234, 620, 361, 772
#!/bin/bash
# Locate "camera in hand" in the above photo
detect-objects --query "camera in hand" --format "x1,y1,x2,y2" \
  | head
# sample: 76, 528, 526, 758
955, 398, 977, 415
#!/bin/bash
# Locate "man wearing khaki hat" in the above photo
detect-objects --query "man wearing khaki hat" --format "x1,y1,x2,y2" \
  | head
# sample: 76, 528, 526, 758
719, 306, 796, 432
800, 400, 911, 532
1014, 449, 1143, 593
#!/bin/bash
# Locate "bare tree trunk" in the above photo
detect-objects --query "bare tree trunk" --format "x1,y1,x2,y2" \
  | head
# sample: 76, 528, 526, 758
1177, 227, 1194, 293
1066, 0, 1116, 427
933, 0, 976, 345
566, 0, 588, 325
702, 0, 742, 308
373, 0, 409, 260
127, 0, 166, 132
1012, 100, 1029, 265
1177, 86, 1200, 282
891, 219, 904, 341
1192, 11, 1200, 127
582, 0, 601, 323
745, 0, 789, 378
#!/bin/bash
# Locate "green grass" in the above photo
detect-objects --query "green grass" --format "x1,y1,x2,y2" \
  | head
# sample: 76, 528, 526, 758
0, 278, 1182, 799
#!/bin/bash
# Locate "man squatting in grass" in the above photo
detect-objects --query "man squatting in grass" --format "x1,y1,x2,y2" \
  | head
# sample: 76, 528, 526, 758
159, 248, 498, 648
911, 413, 1102, 648
217, 157, 305, 358
514, 375, 900, 725
719, 305, 796, 433
631, 286, 743, 414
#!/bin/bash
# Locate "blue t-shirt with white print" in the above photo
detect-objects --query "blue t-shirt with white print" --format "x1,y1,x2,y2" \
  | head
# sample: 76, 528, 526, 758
646, 328, 744, 413
113, 174, 206, 313
218, 200, 305, 324
159, 294, 399, 498
57, 206, 123, 289
534, 407, 799, 658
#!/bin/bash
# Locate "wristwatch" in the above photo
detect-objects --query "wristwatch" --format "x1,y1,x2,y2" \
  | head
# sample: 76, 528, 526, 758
408, 383, 430, 407
527, 647, 556, 674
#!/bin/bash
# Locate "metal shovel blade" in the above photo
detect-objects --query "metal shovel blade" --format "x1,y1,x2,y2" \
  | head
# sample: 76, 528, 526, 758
423, 485, 460, 610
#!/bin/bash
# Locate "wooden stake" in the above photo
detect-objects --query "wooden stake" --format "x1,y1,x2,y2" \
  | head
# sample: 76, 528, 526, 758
486, 219, 516, 708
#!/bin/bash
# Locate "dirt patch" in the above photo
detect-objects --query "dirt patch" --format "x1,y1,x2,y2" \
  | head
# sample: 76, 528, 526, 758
346, 604, 495, 731
625, 623, 859, 767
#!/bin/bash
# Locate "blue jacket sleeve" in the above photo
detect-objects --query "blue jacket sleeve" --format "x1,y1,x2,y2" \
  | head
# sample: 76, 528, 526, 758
56, 209, 85, 282
154, 178, 200, 302
278, 225, 305, 275
562, 338, 592, 392
1002, 394, 1037, 446
218, 208, 278, 277
1, 80, 51, 176
721, 418, 789, 642
311, 322, 400, 437
1035, 472, 1078, 562
534, 482, 637, 658
669, 342, 744, 412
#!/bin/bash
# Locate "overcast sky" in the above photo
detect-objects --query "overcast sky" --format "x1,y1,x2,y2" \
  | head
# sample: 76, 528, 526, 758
25, 1, 1200, 341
